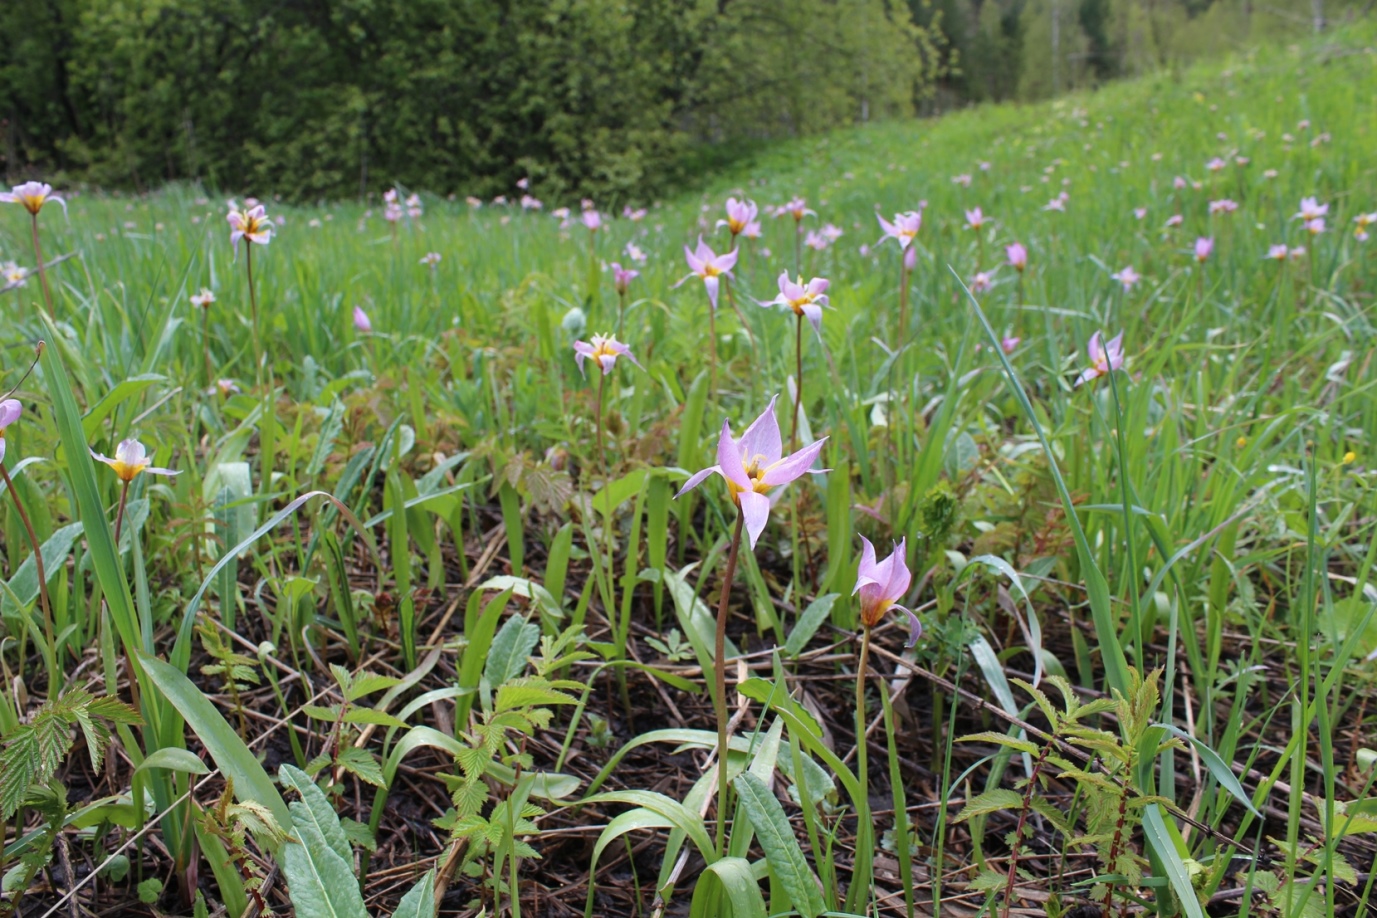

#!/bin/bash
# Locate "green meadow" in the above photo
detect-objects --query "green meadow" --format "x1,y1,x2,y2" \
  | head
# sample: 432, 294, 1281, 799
1, 21, 1375, 918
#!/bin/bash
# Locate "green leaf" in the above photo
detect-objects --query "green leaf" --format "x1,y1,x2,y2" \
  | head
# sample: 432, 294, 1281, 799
281, 815, 369, 918
733, 773, 824, 918
391, 869, 435, 918
342, 709, 408, 730
281, 765, 352, 863
335, 747, 385, 788
345, 672, 404, 702
1155, 723, 1261, 817
136, 651, 290, 829
689, 857, 766, 918
485, 613, 540, 686
580, 790, 715, 864
783, 593, 838, 656
134, 748, 209, 776
1141, 804, 1206, 918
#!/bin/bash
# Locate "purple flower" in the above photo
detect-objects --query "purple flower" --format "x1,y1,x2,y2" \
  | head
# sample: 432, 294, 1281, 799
855, 536, 919, 645
353, 306, 372, 333
719, 197, 759, 236
1111, 266, 1140, 290
1267, 244, 1290, 261
1075, 331, 1125, 387
611, 262, 639, 295
1001, 336, 1021, 354
1209, 199, 1238, 215
0, 399, 21, 464
1294, 197, 1328, 222
674, 396, 829, 549
91, 438, 180, 483
1194, 237, 1214, 262
573, 334, 641, 376
876, 211, 922, 250
227, 204, 272, 250
1006, 242, 1028, 272
763, 271, 828, 334
678, 236, 738, 310
965, 207, 988, 230
1, 181, 66, 216
581, 210, 603, 232
970, 271, 994, 294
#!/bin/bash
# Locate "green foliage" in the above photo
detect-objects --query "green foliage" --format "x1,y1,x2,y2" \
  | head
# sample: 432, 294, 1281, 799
1, 0, 942, 202
0, 687, 140, 820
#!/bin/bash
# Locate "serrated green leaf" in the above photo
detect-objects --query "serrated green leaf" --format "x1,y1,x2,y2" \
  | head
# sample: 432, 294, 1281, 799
342, 708, 408, 730
335, 747, 384, 788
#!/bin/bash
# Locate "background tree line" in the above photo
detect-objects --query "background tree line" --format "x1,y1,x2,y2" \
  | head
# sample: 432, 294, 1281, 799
0, 0, 1359, 202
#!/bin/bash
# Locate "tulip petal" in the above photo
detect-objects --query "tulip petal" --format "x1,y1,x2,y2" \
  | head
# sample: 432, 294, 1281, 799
761, 436, 828, 487
739, 491, 771, 550
853, 536, 881, 595
716, 420, 750, 490
703, 275, 720, 310
902, 606, 923, 648
675, 465, 721, 499
739, 396, 782, 466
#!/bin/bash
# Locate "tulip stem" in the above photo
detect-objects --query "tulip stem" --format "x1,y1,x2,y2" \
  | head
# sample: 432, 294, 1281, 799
29, 214, 56, 318
853, 624, 873, 905
616, 290, 626, 339
114, 480, 131, 545
713, 507, 745, 857
790, 313, 804, 452
245, 243, 262, 384
1, 461, 54, 661
898, 259, 910, 345
202, 306, 213, 392
708, 306, 718, 397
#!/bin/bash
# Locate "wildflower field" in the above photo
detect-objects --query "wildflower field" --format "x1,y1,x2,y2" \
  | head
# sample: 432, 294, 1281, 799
1, 23, 1376, 918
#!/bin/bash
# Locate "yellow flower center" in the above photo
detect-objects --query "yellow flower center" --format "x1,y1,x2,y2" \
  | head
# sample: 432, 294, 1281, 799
725, 454, 772, 502
703, 265, 721, 278
787, 293, 815, 316
108, 460, 143, 482
19, 193, 45, 214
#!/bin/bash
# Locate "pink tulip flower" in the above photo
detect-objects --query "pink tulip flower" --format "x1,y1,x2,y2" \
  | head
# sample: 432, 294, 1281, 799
719, 198, 759, 236
1075, 331, 1125, 387
1194, 237, 1214, 262
679, 236, 738, 310
353, 306, 372, 333
1294, 197, 1328, 222
1, 181, 66, 216
1208, 199, 1238, 215
190, 288, 215, 308
855, 536, 920, 645
1111, 266, 1140, 290
581, 210, 603, 232
970, 271, 994, 294
1305, 218, 1325, 236
0, 399, 21, 464
1001, 336, 1021, 354
780, 198, 815, 222
876, 211, 922, 250
674, 395, 828, 549
611, 262, 638, 294
763, 271, 828, 334
573, 334, 642, 377
227, 204, 272, 250
91, 438, 180, 483
1267, 245, 1290, 261
965, 207, 988, 231
1006, 242, 1028, 272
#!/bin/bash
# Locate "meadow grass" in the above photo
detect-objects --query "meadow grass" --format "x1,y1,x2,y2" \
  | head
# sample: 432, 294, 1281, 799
0, 21, 1375, 918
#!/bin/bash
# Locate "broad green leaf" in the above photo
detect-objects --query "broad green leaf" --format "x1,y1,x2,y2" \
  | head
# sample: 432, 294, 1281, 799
733, 773, 824, 918
1142, 804, 1206, 918
282, 817, 369, 918
391, 869, 435, 918
484, 613, 540, 686
134, 748, 209, 776
1156, 723, 1261, 817
281, 765, 352, 863
783, 593, 838, 656
136, 651, 289, 828
689, 856, 766, 918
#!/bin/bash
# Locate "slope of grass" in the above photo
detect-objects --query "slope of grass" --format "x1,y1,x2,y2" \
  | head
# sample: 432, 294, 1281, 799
0, 20, 1375, 918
